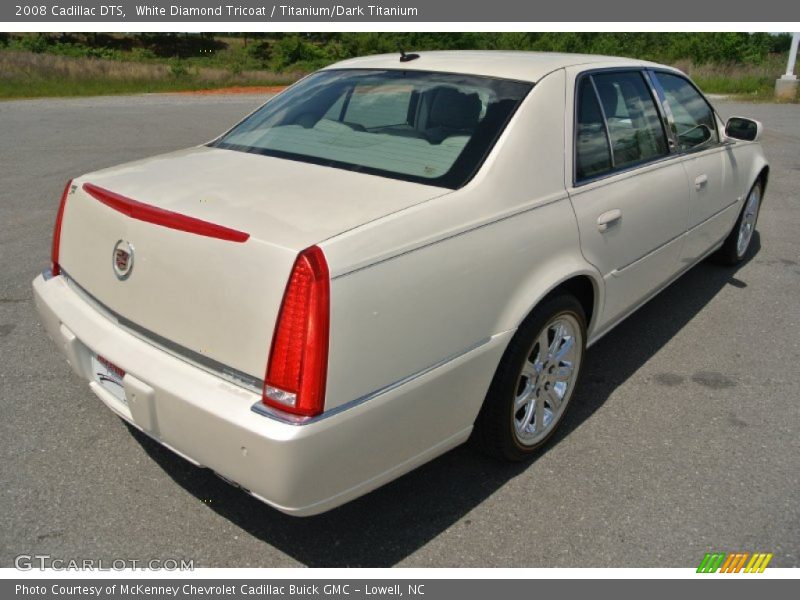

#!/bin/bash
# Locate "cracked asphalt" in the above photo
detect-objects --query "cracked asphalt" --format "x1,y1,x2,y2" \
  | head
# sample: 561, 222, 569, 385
1, 93, 798, 567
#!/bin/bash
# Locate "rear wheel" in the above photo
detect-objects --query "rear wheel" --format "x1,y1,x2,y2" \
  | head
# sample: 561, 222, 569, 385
474, 294, 586, 461
713, 180, 762, 265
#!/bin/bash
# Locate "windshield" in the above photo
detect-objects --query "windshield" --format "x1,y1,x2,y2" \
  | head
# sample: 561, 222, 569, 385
210, 69, 532, 189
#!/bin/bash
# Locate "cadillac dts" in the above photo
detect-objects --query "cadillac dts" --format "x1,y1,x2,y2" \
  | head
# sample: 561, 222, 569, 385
33, 51, 768, 515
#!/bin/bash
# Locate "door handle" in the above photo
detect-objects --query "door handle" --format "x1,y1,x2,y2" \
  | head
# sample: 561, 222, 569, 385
694, 174, 709, 190
597, 209, 622, 232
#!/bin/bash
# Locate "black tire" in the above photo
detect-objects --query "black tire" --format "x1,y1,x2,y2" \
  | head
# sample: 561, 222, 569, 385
712, 179, 763, 266
473, 294, 587, 462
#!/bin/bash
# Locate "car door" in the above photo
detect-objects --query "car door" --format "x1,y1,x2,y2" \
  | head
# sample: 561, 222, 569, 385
649, 70, 740, 264
566, 68, 691, 329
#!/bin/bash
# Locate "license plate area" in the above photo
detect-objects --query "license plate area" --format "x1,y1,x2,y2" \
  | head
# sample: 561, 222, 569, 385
91, 354, 127, 405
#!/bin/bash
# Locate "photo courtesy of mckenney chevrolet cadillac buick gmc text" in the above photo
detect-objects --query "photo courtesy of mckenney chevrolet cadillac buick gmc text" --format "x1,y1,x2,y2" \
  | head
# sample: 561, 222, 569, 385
33, 51, 768, 515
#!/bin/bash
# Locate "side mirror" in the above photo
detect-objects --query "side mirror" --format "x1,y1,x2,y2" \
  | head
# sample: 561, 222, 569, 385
725, 117, 763, 142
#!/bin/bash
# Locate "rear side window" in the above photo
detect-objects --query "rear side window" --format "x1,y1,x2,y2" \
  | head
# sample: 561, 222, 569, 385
591, 72, 668, 170
653, 72, 719, 150
575, 70, 669, 183
575, 78, 612, 181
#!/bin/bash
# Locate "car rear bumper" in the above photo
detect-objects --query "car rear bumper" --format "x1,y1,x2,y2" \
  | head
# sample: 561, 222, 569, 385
32, 272, 509, 516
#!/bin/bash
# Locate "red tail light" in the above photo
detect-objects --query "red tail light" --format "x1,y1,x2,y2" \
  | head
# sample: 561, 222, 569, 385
50, 179, 73, 276
263, 245, 330, 417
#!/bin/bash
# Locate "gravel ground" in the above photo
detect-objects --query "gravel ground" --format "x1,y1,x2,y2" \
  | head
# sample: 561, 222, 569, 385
0, 93, 798, 568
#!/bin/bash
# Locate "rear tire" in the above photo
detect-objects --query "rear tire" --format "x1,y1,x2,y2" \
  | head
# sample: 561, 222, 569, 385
713, 179, 762, 265
473, 294, 587, 462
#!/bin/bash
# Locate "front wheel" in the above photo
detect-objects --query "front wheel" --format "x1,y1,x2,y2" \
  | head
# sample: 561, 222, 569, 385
473, 294, 586, 461
713, 180, 762, 265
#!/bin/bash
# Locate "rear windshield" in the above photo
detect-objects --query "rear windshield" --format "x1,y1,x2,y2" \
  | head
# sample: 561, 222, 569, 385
209, 69, 532, 189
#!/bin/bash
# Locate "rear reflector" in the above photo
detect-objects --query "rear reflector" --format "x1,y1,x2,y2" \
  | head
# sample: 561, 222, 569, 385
82, 182, 250, 243
263, 246, 330, 417
51, 179, 73, 276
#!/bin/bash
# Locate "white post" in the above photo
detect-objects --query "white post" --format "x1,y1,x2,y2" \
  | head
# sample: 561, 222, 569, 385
775, 32, 799, 99
784, 32, 799, 78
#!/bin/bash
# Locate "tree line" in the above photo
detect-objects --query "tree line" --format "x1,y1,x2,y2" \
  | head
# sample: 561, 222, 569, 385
2, 32, 793, 73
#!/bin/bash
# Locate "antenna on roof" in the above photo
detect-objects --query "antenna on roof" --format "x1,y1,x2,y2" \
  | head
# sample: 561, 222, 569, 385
399, 49, 420, 63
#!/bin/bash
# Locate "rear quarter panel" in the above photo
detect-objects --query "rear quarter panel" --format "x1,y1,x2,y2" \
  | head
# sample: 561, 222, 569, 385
321, 69, 603, 425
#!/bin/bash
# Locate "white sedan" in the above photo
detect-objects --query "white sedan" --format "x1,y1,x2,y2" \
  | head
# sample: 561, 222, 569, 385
33, 51, 768, 515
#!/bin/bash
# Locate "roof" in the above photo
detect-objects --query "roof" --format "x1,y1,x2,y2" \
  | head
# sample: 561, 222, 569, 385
324, 51, 662, 83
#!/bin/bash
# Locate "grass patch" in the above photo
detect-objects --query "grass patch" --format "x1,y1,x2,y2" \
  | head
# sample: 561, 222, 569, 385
0, 51, 302, 99
692, 74, 773, 95
675, 56, 798, 102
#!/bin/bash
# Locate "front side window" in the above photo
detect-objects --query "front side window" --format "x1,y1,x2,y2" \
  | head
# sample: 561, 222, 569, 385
211, 69, 531, 189
654, 72, 719, 151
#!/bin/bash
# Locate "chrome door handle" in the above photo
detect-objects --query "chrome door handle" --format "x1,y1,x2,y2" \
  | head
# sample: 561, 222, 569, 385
694, 174, 709, 190
597, 209, 622, 232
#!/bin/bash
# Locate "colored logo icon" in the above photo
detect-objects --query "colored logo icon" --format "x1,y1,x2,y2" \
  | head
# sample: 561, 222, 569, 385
697, 552, 773, 573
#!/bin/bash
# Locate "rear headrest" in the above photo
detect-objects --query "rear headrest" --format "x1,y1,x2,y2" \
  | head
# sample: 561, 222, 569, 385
428, 87, 482, 131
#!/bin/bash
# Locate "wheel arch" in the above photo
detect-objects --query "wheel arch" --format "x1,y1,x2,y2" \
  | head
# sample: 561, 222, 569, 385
757, 164, 770, 195
741, 146, 769, 200
497, 263, 604, 343
550, 274, 597, 331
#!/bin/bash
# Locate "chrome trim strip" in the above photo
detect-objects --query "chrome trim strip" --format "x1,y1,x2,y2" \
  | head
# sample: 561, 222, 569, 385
250, 402, 314, 425
588, 74, 616, 169
612, 198, 739, 274
252, 336, 494, 426
61, 271, 263, 394
613, 230, 685, 274
588, 235, 727, 349
686, 198, 740, 233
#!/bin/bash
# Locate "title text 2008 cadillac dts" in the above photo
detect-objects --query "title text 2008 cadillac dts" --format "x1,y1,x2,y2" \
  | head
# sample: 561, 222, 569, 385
33, 51, 768, 515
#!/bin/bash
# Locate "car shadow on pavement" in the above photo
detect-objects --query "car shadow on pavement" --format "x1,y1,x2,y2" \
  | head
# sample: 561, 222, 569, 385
129, 236, 760, 567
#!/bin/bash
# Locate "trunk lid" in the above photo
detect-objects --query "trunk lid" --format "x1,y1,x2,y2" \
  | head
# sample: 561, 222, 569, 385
58, 146, 445, 380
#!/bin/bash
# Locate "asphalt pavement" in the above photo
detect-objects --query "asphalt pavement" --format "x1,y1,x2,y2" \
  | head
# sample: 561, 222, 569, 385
0, 93, 798, 567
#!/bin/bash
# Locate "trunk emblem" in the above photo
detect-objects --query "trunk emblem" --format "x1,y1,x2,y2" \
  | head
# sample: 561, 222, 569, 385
112, 240, 134, 279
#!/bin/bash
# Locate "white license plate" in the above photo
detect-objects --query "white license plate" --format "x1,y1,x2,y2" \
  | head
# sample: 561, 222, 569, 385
91, 354, 127, 405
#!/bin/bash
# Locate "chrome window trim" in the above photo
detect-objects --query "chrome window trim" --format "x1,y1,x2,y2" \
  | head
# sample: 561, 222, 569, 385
573, 150, 680, 189
642, 69, 679, 152
588, 75, 616, 169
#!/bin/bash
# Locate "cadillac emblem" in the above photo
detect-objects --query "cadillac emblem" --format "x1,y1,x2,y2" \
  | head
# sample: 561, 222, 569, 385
112, 240, 134, 279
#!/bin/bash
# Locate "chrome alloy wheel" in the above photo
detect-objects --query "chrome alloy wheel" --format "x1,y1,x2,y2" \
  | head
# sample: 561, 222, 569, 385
513, 314, 583, 446
736, 185, 761, 258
